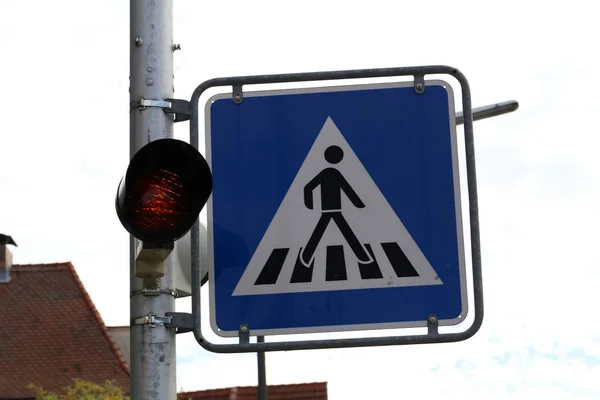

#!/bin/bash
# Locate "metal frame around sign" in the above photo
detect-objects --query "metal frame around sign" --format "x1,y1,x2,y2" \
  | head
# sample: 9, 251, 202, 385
188, 65, 484, 353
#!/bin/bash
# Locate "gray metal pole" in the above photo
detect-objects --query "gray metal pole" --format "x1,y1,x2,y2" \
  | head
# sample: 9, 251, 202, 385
456, 100, 519, 125
129, 0, 176, 399
257, 336, 268, 400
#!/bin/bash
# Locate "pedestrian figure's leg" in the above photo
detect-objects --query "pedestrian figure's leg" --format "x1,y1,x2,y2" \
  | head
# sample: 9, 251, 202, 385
300, 214, 332, 266
332, 213, 373, 263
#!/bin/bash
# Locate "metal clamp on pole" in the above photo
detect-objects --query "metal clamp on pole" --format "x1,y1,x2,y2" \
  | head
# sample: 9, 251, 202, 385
131, 312, 194, 334
130, 98, 190, 123
132, 313, 172, 328
131, 98, 171, 111
130, 288, 179, 298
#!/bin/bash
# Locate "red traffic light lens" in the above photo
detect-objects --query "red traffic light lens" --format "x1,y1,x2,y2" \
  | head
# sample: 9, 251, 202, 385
129, 169, 189, 236
116, 139, 212, 243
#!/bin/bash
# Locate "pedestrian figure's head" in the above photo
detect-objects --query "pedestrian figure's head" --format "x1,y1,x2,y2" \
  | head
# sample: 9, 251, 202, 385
324, 145, 344, 164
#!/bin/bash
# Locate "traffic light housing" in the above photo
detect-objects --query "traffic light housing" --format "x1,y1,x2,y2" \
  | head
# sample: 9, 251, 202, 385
116, 138, 212, 244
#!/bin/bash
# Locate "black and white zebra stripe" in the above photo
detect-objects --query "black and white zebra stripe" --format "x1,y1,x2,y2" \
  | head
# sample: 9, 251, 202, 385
253, 242, 420, 286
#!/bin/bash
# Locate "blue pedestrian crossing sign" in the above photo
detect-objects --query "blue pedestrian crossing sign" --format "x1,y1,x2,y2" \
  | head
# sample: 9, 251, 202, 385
205, 80, 467, 337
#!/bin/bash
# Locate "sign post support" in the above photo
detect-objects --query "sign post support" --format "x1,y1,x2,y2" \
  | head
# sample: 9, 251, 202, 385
129, 1, 177, 398
257, 335, 268, 400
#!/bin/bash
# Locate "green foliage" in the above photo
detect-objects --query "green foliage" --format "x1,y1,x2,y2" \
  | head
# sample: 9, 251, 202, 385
28, 379, 129, 400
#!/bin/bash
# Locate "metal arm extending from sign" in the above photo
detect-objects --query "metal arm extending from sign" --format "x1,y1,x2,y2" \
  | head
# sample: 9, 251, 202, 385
186, 65, 486, 354
456, 100, 519, 125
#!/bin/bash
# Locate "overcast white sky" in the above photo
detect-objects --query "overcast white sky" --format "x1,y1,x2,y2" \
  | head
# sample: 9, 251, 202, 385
1, 0, 599, 398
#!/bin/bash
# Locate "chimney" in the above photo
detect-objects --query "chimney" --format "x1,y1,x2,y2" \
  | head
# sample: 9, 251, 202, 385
0, 234, 17, 284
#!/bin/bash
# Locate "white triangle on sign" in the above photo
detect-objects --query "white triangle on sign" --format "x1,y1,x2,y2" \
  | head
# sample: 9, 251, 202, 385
232, 117, 443, 296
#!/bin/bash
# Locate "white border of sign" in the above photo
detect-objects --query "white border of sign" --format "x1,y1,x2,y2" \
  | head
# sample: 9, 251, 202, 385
204, 80, 467, 337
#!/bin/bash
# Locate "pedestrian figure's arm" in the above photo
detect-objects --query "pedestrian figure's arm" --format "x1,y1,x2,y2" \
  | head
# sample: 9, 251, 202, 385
339, 174, 365, 208
303, 174, 322, 209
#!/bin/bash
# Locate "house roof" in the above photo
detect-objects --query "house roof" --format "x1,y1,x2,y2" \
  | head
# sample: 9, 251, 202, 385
177, 382, 328, 400
0, 262, 130, 399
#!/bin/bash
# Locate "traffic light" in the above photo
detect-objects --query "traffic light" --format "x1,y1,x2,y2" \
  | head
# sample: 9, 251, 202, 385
115, 138, 212, 245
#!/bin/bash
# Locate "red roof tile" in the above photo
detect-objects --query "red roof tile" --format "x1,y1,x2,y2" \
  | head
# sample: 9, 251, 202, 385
178, 382, 328, 400
0, 262, 130, 399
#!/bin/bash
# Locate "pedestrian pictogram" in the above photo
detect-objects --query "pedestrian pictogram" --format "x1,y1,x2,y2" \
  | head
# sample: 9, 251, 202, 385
300, 144, 372, 267
232, 117, 442, 296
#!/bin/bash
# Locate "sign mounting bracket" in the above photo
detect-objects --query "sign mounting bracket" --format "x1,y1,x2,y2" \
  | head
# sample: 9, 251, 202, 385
414, 74, 425, 94
232, 85, 244, 104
